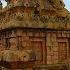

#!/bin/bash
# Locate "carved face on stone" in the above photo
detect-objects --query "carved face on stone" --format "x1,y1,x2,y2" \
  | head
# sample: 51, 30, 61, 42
48, 0, 65, 9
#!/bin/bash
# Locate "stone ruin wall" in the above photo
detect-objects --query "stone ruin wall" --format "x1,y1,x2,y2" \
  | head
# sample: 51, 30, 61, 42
0, 29, 70, 66
0, 0, 70, 69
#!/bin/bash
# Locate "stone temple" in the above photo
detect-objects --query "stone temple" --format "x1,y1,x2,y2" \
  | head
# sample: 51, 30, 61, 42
0, 0, 70, 70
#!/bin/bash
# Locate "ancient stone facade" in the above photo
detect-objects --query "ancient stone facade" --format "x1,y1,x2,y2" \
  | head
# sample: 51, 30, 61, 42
0, 0, 70, 70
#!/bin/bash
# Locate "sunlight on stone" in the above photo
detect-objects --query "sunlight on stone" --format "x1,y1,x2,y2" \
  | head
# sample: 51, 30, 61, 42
1, 0, 70, 11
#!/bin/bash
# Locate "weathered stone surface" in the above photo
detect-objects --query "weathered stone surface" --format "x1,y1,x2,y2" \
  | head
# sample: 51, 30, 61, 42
0, 0, 70, 70
0, 50, 33, 62
0, 0, 70, 30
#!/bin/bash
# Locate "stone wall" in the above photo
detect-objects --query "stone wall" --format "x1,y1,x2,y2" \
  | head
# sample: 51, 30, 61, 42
0, 28, 70, 69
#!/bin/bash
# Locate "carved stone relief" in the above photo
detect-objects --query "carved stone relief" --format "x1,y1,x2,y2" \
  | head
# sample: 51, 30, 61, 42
48, 0, 65, 10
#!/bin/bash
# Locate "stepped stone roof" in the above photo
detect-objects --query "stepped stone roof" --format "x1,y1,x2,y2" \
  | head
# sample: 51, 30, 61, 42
0, 0, 70, 30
